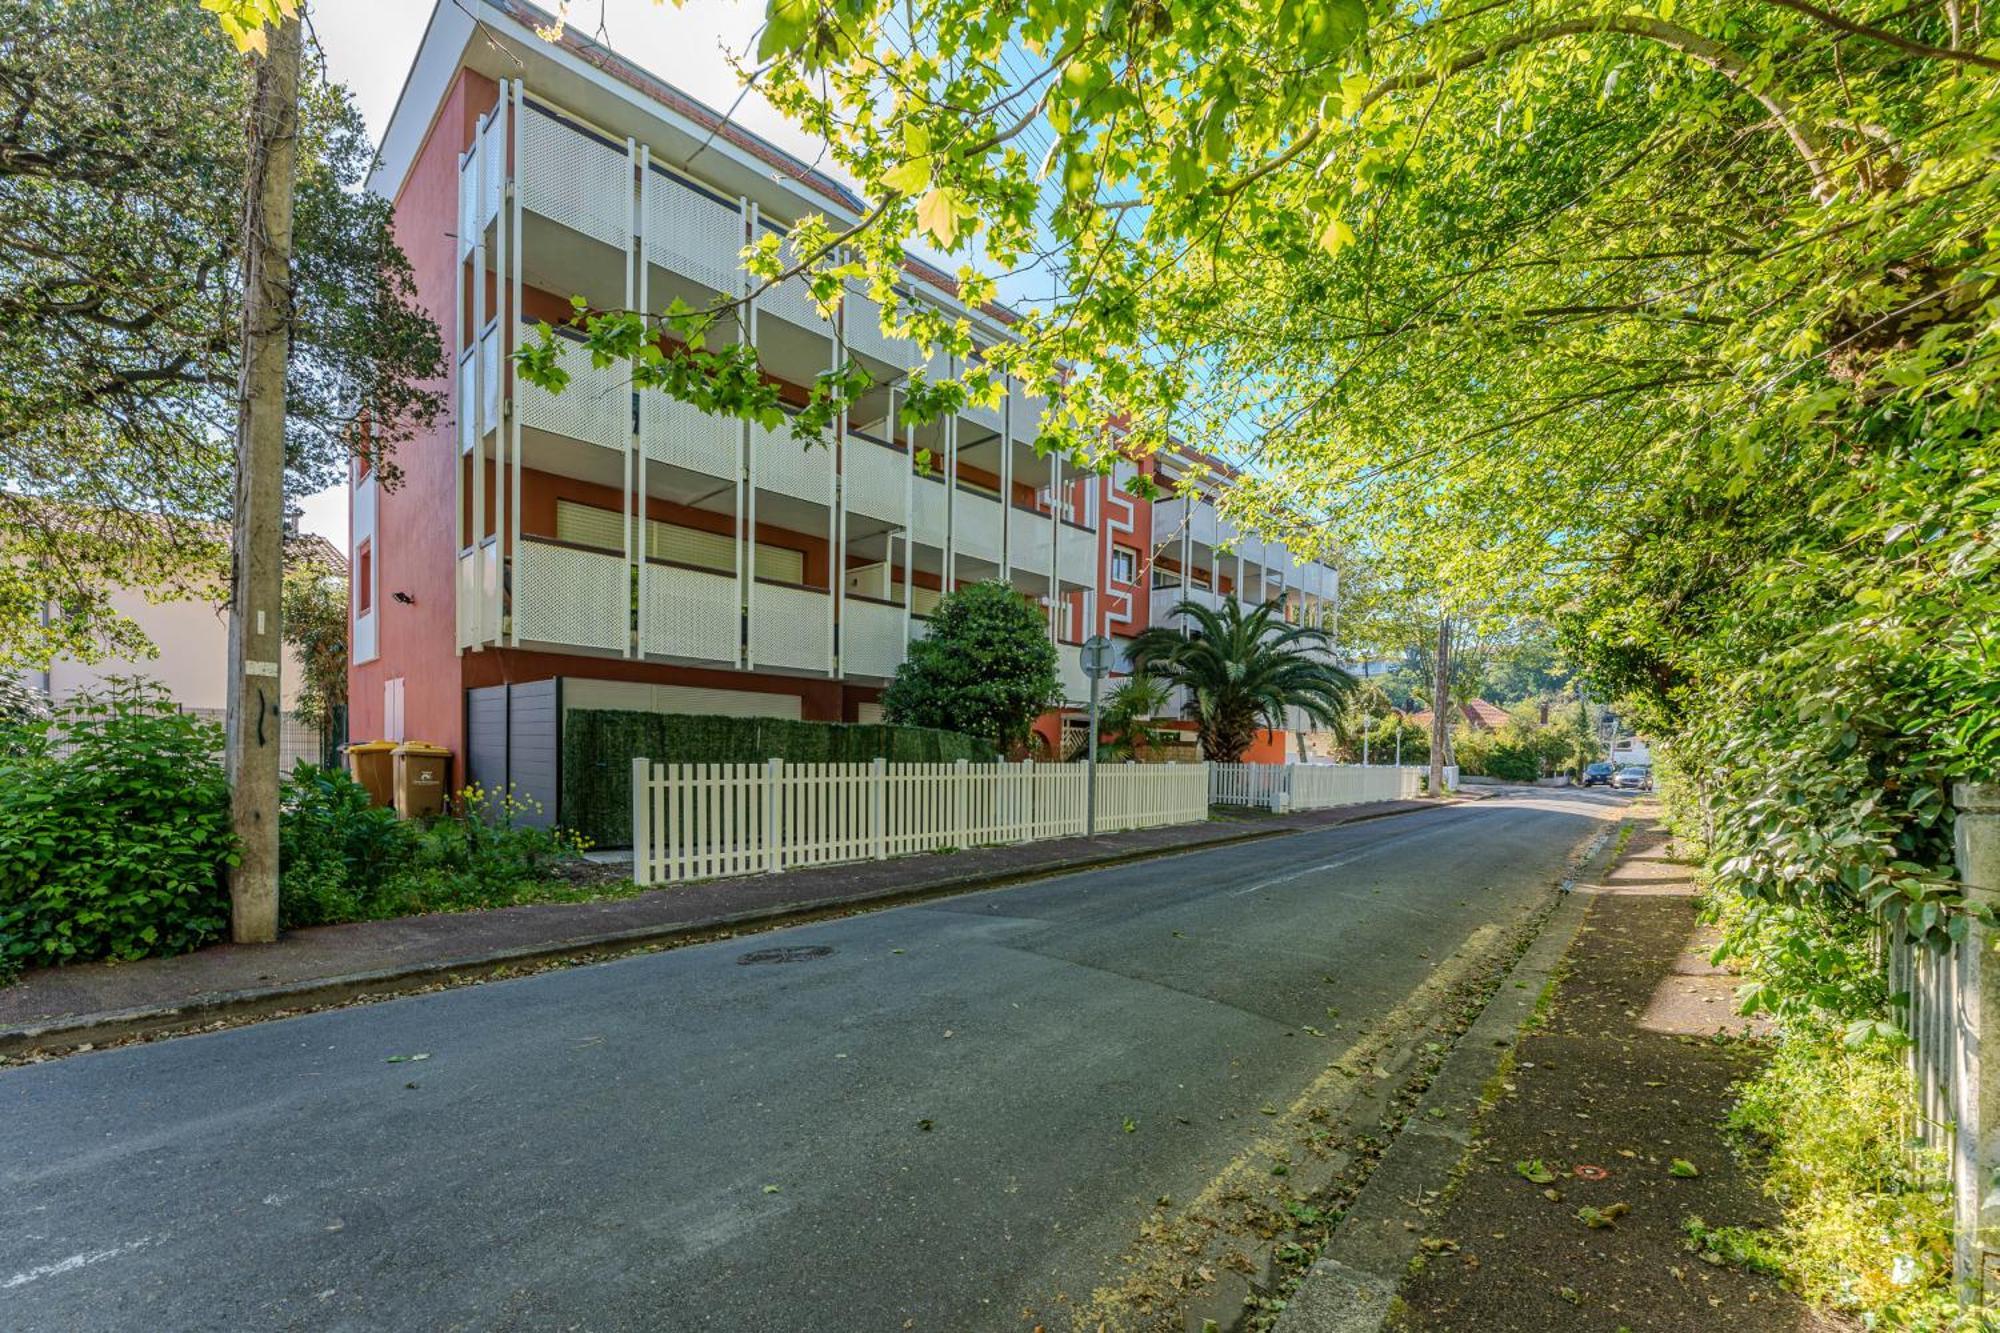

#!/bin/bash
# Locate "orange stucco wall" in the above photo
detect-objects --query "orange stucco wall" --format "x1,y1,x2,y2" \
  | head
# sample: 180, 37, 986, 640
349, 68, 499, 755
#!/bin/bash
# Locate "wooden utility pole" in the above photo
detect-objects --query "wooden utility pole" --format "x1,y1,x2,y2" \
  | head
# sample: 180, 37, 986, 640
225, 15, 302, 943
1428, 614, 1451, 796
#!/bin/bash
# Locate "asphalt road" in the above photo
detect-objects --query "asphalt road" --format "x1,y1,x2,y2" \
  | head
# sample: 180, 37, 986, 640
1, 790, 1617, 1332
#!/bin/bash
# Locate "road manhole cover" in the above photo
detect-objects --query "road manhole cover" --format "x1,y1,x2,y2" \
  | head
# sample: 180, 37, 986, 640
736, 945, 834, 966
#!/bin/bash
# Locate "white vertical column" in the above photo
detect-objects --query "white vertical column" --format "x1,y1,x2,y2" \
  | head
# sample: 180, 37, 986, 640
896, 389, 912, 651
828, 292, 842, 678
1049, 451, 1062, 643
998, 376, 1012, 580
492, 96, 510, 650
943, 354, 958, 591
618, 136, 637, 657
453, 142, 468, 650
742, 201, 758, 669
469, 109, 489, 645
507, 81, 525, 647
635, 143, 651, 659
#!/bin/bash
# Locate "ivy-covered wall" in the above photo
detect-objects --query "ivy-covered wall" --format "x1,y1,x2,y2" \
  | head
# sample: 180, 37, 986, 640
561, 710, 998, 847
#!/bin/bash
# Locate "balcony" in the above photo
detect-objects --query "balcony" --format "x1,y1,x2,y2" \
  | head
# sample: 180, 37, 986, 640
844, 284, 917, 367
642, 388, 738, 481
843, 432, 908, 526
640, 560, 739, 665
751, 416, 834, 505
1150, 495, 1234, 550
840, 596, 906, 679
1056, 641, 1091, 705
956, 486, 1003, 562
513, 538, 627, 654
912, 473, 948, 546
516, 328, 629, 454
1150, 583, 1223, 629
748, 579, 832, 674
1058, 521, 1096, 583
1008, 505, 1052, 574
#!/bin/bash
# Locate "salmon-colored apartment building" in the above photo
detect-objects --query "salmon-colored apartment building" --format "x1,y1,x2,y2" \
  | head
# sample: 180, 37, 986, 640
351, 0, 1339, 819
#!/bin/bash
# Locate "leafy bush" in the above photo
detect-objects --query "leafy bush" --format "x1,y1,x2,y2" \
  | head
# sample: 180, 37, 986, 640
278, 776, 592, 925
883, 580, 1058, 750
1727, 1029, 1957, 1326
0, 682, 235, 974
278, 764, 415, 928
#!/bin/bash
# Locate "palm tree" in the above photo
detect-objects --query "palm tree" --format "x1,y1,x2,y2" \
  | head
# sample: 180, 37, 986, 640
1127, 598, 1357, 763
1093, 672, 1176, 761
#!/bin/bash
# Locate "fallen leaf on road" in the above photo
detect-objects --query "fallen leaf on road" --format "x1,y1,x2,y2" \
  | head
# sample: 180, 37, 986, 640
1577, 1201, 1631, 1229
384, 1053, 430, 1064
1669, 1159, 1701, 1178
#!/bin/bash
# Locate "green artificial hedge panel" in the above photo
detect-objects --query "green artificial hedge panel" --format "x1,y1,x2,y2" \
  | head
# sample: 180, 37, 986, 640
561, 710, 998, 847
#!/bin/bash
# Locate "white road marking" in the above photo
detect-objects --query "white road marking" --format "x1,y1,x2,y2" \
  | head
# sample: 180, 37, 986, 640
2, 1236, 159, 1290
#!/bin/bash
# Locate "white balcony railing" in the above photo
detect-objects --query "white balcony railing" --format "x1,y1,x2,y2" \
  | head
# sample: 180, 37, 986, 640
844, 435, 908, 525
1151, 495, 1234, 549
840, 597, 905, 679
752, 418, 834, 504
1008, 507, 1051, 574
519, 100, 631, 251
514, 539, 627, 653
956, 490, 1003, 561
642, 387, 738, 481
1058, 522, 1096, 582
749, 582, 832, 673
644, 165, 743, 296
913, 475, 948, 546
844, 285, 916, 365
1150, 585, 1224, 628
516, 332, 629, 451
1057, 642, 1091, 704
456, 550, 480, 649
457, 354, 476, 455
641, 563, 739, 665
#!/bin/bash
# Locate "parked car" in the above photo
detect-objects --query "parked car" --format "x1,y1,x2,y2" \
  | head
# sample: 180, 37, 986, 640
1582, 761, 1616, 787
1611, 764, 1653, 792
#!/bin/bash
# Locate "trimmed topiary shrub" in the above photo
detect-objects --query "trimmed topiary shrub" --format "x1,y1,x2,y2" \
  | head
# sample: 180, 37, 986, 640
881, 581, 1059, 750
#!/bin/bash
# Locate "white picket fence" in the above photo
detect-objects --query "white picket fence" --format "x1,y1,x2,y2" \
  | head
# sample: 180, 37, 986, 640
631, 758, 1211, 886
1210, 762, 1456, 812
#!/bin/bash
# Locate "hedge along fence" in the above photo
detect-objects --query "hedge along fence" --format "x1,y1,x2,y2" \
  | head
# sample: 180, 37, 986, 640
562, 710, 998, 847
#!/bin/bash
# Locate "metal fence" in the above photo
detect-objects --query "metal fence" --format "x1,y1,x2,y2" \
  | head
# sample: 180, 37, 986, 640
1209, 762, 1455, 812
1884, 783, 1999, 1293
631, 757, 1211, 886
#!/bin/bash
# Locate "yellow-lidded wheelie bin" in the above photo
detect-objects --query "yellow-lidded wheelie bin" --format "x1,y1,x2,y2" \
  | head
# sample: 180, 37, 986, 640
391, 742, 453, 819
346, 740, 397, 808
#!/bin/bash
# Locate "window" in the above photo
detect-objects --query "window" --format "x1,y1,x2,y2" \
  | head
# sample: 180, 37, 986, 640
356, 541, 372, 615
1110, 546, 1137, 585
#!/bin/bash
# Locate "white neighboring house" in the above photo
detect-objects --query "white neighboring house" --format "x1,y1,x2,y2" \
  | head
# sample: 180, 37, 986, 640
23, 534, 343, 771
1610, 735, 1652, 767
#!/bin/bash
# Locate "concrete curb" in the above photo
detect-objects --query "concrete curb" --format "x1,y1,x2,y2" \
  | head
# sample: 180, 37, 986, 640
0, 799, 1463, 1059
1271, 819, 1627, 1333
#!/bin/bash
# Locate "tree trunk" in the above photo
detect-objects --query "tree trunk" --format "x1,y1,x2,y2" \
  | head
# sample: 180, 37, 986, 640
1429, 614, 1451, 796
225, 16, 301, 945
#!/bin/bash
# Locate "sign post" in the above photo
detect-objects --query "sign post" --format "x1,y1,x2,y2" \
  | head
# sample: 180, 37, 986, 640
1081, 634, 1115, 836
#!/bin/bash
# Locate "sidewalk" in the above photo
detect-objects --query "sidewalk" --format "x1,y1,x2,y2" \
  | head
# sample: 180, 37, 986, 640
0, 796, 1457, 1058
1380, 820, 1826, 1331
